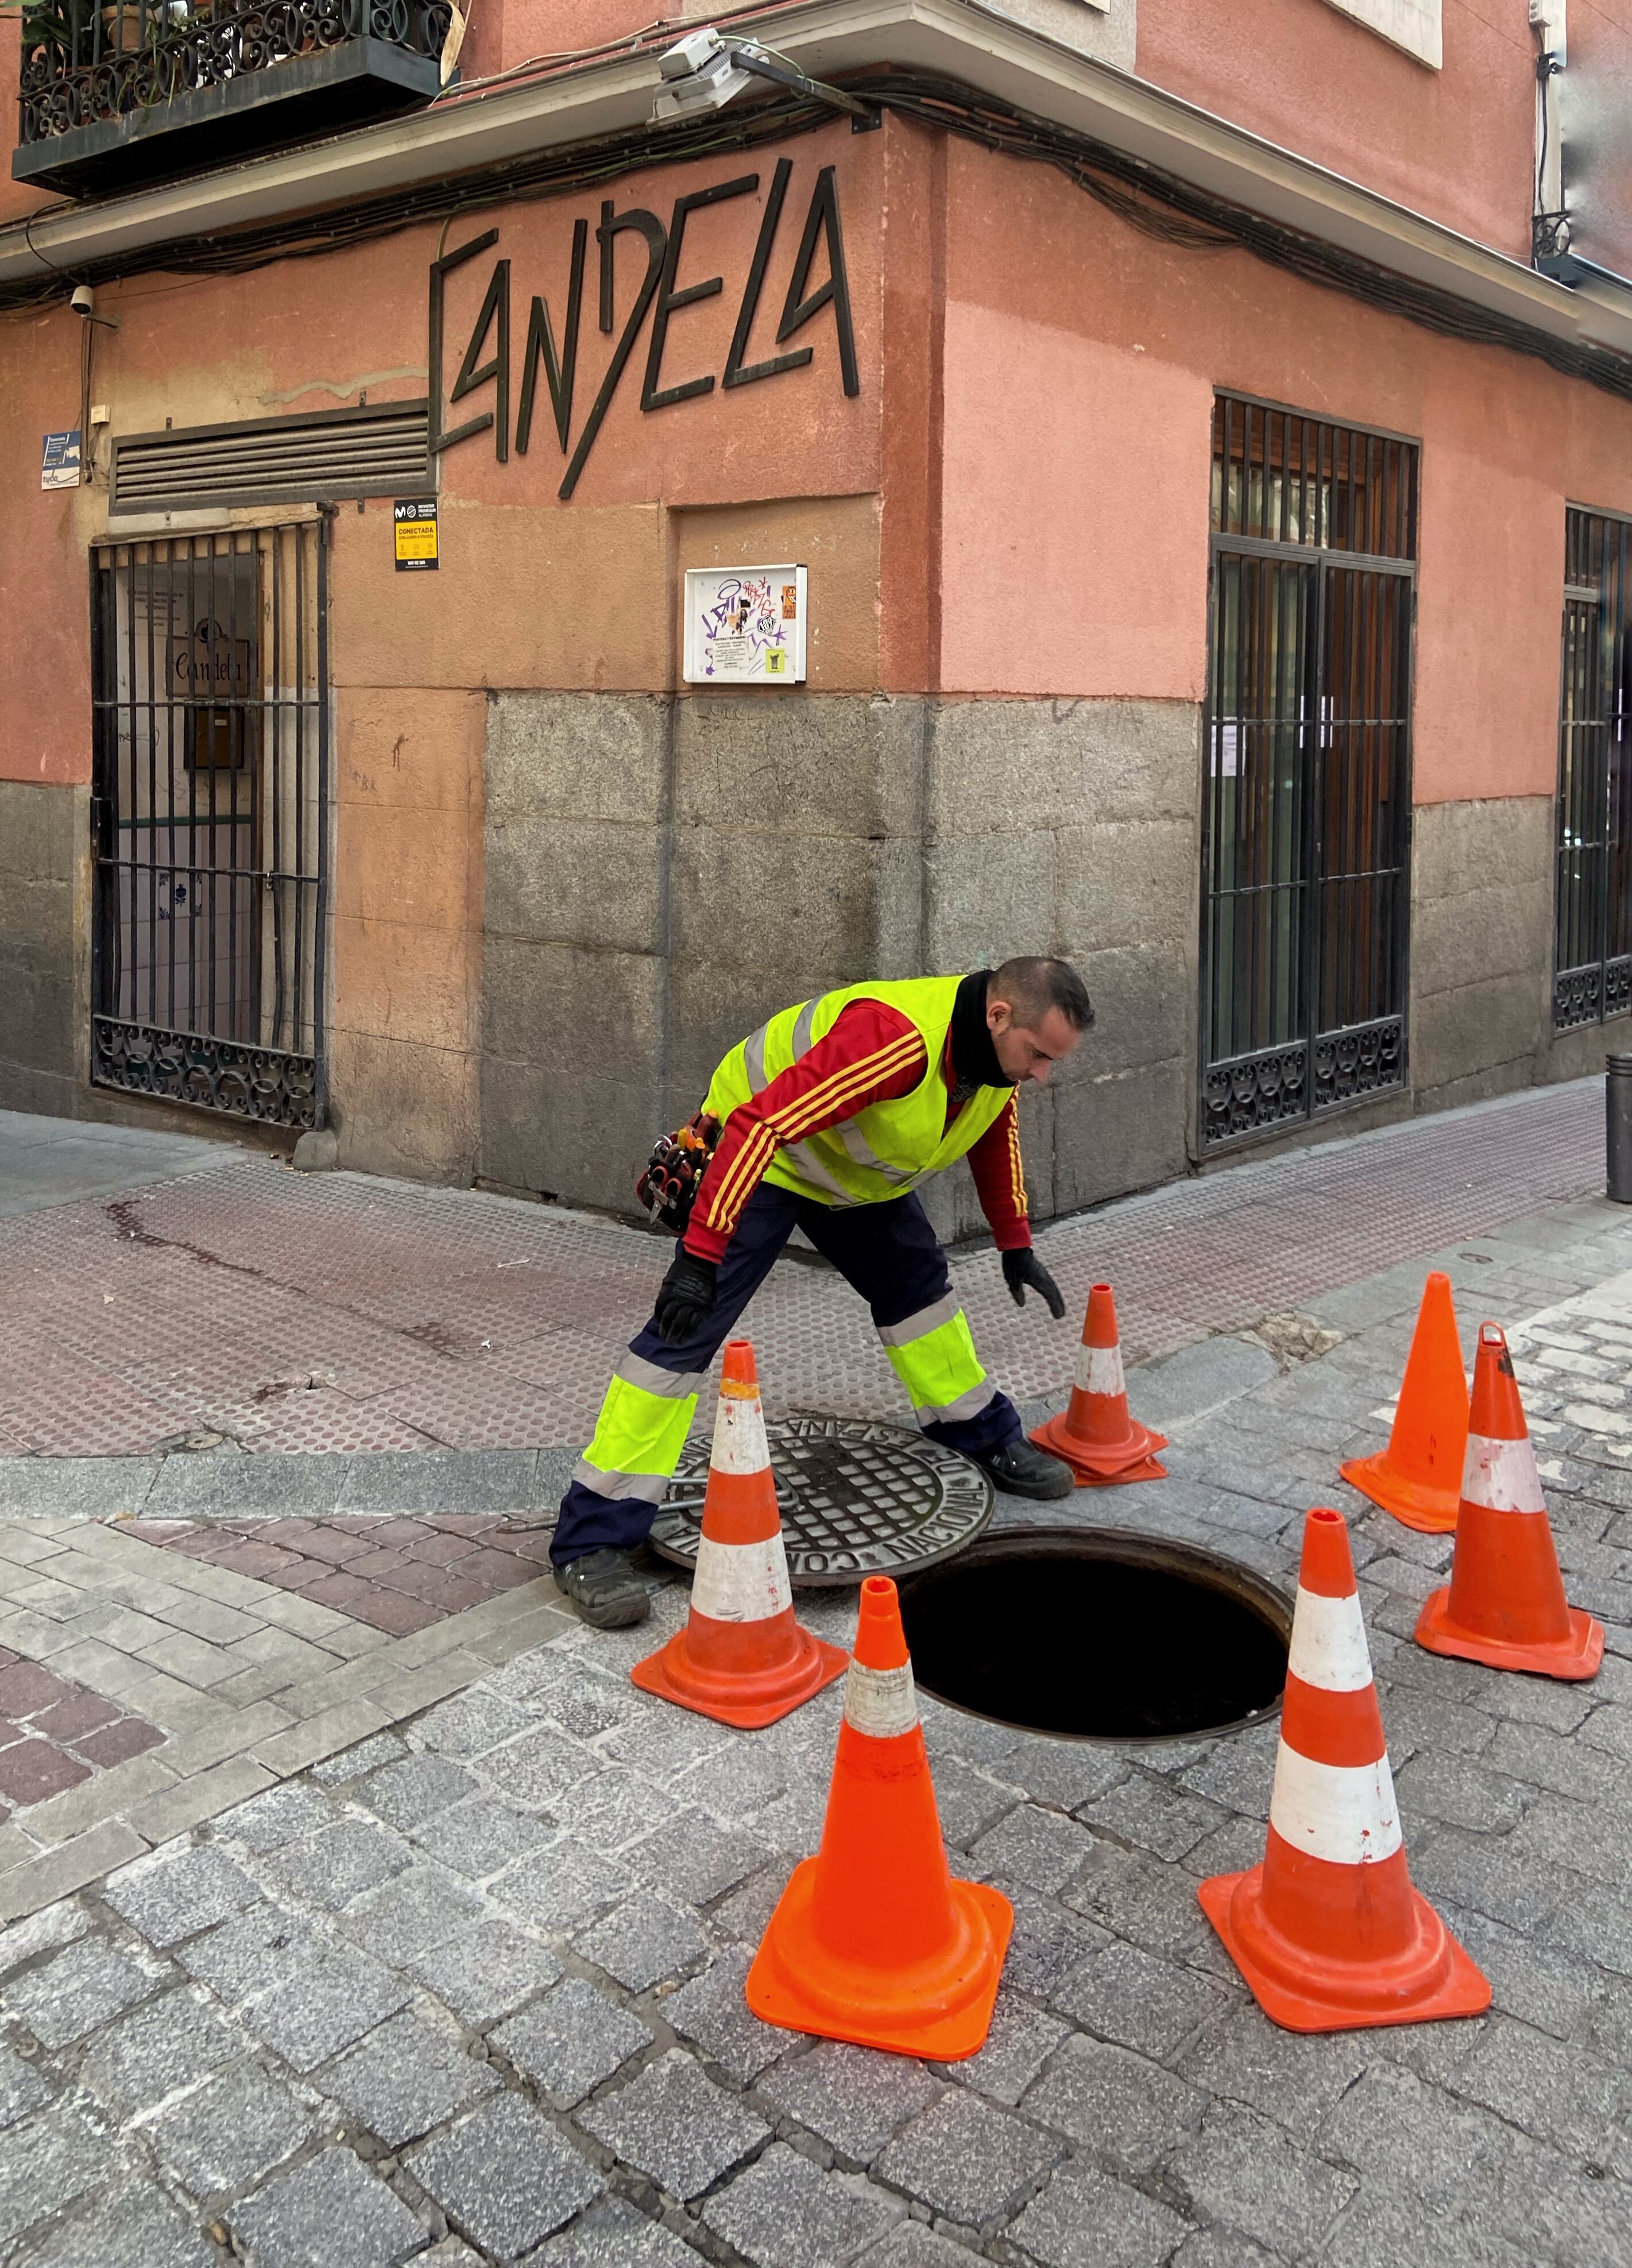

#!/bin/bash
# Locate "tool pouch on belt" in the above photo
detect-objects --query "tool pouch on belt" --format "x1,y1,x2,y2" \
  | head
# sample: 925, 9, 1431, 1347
636, 1112, 721, 1236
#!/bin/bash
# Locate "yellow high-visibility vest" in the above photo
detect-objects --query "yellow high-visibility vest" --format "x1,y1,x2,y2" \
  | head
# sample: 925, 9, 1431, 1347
702, 976, 1013, 1208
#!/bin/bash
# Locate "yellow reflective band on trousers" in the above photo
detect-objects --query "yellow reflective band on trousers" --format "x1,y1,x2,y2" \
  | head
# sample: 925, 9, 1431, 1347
883, 1305, 993, 1427
577, 1371, 698, 1503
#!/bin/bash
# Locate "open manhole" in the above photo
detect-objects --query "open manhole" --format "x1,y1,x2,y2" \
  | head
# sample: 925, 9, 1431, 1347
898, 1525, 1292, 1743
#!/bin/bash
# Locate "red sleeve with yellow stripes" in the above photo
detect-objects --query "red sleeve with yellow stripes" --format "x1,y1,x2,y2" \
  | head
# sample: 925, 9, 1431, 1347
965, 1090, 1032, 1251
683, 1002, 927, 1262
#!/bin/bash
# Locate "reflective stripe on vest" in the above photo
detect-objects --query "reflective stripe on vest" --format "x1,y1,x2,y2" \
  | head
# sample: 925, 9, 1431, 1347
742, 1000, 913, 1204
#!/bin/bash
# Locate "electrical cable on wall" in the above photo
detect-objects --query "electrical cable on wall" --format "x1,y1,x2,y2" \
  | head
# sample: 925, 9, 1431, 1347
3, 66, 1631, 413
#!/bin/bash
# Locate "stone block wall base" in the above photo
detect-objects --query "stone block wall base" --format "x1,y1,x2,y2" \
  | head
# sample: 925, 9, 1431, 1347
476, 691, 1202, 1225
0, 781, 79, 1119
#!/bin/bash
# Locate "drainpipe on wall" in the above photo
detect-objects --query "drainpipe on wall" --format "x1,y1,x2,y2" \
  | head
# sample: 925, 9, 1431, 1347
1529, 0, 1570, 272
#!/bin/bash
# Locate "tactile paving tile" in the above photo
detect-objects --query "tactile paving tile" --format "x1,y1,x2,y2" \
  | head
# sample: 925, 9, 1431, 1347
204, 1387, 440, 1456
0, 1080, 1606, 1456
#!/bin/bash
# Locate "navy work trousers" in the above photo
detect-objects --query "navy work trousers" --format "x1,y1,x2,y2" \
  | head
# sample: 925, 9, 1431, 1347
552, 1183, 1019, 1565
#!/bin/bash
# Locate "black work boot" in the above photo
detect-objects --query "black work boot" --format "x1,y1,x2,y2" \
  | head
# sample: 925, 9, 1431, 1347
553, 1548, 651, 1630
976, 1438, 1074, 1501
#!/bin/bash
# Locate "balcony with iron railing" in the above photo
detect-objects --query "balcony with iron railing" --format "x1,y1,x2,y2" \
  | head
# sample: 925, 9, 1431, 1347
14, 0, 448, 197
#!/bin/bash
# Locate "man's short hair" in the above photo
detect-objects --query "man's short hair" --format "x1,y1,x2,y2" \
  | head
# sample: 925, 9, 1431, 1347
991, 956, 1095, 1033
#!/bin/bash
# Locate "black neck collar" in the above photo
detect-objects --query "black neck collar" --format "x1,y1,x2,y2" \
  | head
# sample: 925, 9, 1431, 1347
949, 970, 1012, 1095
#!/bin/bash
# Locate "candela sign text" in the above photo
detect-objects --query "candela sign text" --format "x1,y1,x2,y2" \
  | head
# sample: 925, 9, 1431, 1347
428, 159, 858, 501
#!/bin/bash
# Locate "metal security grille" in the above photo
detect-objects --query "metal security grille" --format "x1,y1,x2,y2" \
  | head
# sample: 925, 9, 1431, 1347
1554, 508, 1632, 1031
90, 523, 329, 1129
1200, 396, 1418, 1151
111, 402, 430, 516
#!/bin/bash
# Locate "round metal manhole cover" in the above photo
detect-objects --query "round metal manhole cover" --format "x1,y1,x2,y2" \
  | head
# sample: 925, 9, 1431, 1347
649, 1415, 994, 1587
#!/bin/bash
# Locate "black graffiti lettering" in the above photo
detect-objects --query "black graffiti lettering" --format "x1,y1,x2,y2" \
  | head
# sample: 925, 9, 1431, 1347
448, 257, 511, 463
431, 169, 858, 489
776, 164, 860, 399
598, 199, 617, 334
516, 217, 588, 455
428, 227, 498, 455
641, 173, 759, 414
722, 158, 810, 392
560, 206, 667, 502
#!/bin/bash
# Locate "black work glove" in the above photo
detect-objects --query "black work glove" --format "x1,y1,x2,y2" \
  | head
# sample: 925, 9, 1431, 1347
1003, 1247, 1066, 1319
655, 1250, 718, 1345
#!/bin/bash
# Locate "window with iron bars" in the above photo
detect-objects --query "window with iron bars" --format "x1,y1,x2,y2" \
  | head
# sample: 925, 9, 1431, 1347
1554, 508, 1632, 1033
90, 524, 329, 1130
1200, 395, 1418, 1151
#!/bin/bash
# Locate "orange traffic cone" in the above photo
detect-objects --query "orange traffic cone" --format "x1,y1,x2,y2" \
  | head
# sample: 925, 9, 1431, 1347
745, 1575, 1012, 2059
1340, 1272, 1469, 1533
1415, 1323, 1604, 1680
1198, 1506, 1490, 2034
631, 1339, 847, 1729
1030, 1281, 1167, 1485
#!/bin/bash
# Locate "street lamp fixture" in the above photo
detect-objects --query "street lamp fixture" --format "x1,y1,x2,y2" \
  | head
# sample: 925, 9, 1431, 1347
652, 26, 879, 129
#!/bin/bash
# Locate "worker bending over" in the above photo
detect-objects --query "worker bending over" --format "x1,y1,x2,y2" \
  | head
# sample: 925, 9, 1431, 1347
552, 958, 1092, 1629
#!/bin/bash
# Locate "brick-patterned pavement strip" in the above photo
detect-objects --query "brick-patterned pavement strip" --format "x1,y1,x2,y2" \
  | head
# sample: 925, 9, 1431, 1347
0, 1090, 1629, 2262
0, 1654, 163, 1817
126, 1516, 557, 1637
0, 1077, 1608, 1466
0, 1521, 575, 1929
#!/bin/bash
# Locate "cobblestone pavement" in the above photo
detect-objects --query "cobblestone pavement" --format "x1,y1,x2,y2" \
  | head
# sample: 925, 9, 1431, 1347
0, 1080, 1606, 1470
0, 1116, 1629, 2265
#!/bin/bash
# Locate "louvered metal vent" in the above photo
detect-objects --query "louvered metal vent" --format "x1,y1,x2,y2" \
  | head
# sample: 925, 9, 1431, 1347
111, 401, 431, 516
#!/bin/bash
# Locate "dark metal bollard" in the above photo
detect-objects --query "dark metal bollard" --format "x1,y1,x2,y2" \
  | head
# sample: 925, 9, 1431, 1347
1608, 1055, 1632, 1203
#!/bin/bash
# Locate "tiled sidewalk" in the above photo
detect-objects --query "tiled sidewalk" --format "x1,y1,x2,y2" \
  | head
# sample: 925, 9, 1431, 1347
0, 1078, 1608, 1463
0, 1521, 573, 1925
127, 1514, 557, 1636
0, 1655, 162, 1814
0, 1104, 1628, 2263
0, 1316, 1627, 2268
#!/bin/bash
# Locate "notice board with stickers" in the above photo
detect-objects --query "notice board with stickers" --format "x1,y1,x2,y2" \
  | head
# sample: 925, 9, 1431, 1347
683, 565, 807, 684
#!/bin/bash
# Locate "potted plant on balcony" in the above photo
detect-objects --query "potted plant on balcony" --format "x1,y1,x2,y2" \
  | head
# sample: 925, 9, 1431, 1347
14, 0, 91, 60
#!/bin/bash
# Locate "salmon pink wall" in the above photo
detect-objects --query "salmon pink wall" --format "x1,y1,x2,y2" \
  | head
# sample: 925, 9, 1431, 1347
484, 0, 681, 75
42, 122, 877, 503
939, 305, 1211, 702
332, 687, 485, 1180
934, 135, 1632, 806
1136, 0, 1536, 261
10, 107, 1632, 806
0, 121, 881, 786
0, 304, 94, 786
